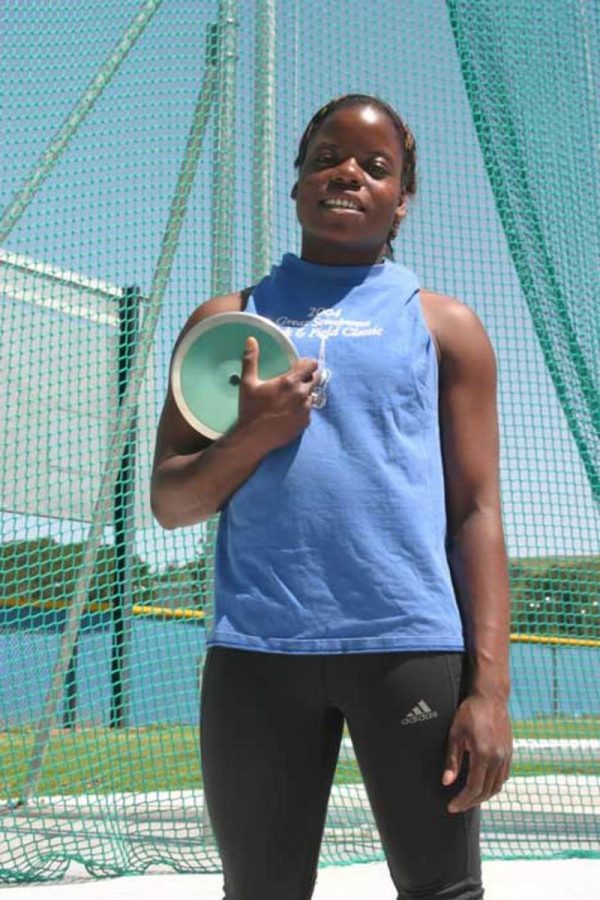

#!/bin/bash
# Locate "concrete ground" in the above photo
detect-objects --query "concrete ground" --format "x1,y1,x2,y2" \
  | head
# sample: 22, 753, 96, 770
2, 772, 598, 897
3, 859, 600, 899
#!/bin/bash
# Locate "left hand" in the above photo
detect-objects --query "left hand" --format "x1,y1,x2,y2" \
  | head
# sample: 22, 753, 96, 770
442, 693, 512, 813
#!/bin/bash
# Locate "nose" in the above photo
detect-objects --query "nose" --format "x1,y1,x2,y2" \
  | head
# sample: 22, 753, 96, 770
330, 156, 362, 186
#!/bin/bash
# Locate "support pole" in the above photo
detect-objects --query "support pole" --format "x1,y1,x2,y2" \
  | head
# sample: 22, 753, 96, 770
211, 0, 239, 296
0, 0, 163, 245
110, 286, 141, 729
551, 643, 560, 718
14, 24, 219, 808
252, 0, 276, 283
61, 632, 79, 730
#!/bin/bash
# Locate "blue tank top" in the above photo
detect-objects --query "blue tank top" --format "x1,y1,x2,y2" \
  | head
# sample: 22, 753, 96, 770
206, 252, 465, 654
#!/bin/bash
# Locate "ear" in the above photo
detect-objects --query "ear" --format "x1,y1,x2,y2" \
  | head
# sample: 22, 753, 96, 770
290, 182, 298, 200
395, 196, 408, 221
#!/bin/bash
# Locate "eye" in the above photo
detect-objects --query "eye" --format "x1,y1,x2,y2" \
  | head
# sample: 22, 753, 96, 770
368, 161, 390, 178
315, 152, 336, 167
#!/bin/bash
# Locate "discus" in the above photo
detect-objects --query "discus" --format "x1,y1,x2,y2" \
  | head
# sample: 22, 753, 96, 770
171, 311, 299, 440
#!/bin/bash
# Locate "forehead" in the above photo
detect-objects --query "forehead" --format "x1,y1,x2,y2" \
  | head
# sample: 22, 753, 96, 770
312, 104, 402, 156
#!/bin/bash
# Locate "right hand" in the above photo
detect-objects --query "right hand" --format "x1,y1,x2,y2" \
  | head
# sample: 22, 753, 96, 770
237, 336, 321, 453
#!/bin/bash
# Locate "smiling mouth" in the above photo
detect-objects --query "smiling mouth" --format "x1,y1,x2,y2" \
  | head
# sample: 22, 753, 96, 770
320, 198, 364, 213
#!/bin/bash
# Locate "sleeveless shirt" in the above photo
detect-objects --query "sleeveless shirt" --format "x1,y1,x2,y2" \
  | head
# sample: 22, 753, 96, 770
205, 252, 465, 654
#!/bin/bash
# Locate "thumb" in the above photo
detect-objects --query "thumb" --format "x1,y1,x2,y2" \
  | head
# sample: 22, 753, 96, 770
241, 336, 259, 382
442, 734, 464, 786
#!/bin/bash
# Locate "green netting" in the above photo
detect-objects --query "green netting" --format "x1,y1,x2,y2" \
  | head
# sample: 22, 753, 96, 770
1, 0, 599, 883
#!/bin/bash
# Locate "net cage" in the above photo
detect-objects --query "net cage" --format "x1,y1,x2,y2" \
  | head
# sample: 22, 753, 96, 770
0, 0, 599, 883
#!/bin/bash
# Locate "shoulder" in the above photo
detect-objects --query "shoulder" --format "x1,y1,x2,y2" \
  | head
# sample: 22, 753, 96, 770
172, 285, 255, 357
419, 289, 496, 379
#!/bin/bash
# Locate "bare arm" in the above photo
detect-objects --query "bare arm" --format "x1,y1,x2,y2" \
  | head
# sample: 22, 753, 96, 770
433, 295, 512, 811
151, 293, 320, 530
151, 414, 271, 530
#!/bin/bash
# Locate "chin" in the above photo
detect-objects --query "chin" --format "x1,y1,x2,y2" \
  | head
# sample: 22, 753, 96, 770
302, 221, 369, 245
306, 228, 382, 255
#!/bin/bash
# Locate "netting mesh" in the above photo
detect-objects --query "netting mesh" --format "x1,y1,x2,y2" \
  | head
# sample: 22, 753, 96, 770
1, 0, 599, 883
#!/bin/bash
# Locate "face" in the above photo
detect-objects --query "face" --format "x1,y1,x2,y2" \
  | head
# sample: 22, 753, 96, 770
293, 104, 407, 265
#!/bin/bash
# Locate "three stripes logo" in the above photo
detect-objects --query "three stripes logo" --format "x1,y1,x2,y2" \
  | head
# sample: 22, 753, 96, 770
401, 700, 439, 725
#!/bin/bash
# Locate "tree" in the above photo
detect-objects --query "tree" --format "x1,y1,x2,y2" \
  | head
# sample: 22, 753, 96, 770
0, 538, 153, 610
510, 558, 600, 639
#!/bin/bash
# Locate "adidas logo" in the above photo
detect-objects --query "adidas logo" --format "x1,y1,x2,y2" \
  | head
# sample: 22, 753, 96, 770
401, 700, 439, 725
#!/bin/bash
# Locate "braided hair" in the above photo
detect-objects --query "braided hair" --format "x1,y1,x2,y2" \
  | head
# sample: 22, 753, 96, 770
293, 94, 417, 260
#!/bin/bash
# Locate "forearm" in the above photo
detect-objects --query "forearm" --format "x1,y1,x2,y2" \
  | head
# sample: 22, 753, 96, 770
151, 422, 268, 529
447, 508, 511, 700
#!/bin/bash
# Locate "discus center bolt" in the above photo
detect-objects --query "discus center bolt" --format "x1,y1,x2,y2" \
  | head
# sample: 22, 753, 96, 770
229, 374, 241, 386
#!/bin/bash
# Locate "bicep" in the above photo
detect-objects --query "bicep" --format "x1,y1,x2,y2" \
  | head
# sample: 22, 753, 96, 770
152, 386, 213, 475
438, 305, 501, 538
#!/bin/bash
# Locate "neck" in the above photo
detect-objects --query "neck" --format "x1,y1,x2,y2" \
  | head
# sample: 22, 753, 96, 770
300, 236, 387, 266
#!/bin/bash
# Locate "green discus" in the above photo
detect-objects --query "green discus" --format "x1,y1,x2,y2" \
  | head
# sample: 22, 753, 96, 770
171, 311, 299, 439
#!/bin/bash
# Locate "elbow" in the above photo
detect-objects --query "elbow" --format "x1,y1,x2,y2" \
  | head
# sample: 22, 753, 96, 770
150, 493, 177, 531
447, 503, 503, 545
150, 474, 179, 530
150, 481, 214, 529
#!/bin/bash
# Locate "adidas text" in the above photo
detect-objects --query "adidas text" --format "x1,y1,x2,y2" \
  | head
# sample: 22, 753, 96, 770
401, 700, 439, 725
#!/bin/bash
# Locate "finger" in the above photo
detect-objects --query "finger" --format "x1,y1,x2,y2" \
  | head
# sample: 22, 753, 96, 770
489, 757, 511, 799
298, 369, 321, 388
489, 747, 512, 799
241, 336, 259, 382
448, 756, 487, 813
442, 736, 464, 787
293, 357, 320, 381
303, 368, 325, 392
314, 367, 326, 388
488, 767, 506, 801
477, 760, 501, 806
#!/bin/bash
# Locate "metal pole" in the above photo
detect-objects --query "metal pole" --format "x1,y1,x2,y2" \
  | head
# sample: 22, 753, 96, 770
551, 643, 559, 717
252, 0, 276, 283
62, 632, 79, 730
211, 0, 239, 296
110, 286, 140, 729
0, 0, 164, 245
14, 26, 219, 808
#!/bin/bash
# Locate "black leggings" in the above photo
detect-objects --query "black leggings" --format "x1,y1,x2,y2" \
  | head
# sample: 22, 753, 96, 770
200, 647, 483, 900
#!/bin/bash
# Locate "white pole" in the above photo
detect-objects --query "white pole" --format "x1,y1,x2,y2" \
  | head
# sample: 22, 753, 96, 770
13, 24, 219, 808
211, 0, 239, 297
252, 0, 277, 283
0, 0, 164, 245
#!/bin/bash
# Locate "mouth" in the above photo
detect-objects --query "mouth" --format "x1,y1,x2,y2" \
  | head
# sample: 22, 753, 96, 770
319, 196, 364, 213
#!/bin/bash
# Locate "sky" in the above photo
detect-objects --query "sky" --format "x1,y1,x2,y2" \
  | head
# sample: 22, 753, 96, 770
1, 0, 598, 569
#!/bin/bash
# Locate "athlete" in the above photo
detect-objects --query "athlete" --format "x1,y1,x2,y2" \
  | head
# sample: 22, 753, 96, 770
151, 94, 513, 900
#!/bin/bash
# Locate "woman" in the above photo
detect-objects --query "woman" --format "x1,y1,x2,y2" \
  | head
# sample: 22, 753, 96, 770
151, 94, 512, 900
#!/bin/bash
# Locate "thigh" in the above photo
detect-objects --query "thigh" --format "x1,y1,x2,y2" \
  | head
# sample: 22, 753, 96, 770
200, 647, 344, 900
336, 652, 483, 899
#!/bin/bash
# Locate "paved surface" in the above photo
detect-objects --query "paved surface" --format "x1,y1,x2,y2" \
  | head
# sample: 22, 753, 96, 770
3, 775, 598, 864
2, 770, 599, 895
2, 859, 600, 899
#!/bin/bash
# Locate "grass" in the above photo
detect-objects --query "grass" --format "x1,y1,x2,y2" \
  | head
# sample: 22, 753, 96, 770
1, 718, 598, 798
512, 717, 600, 738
